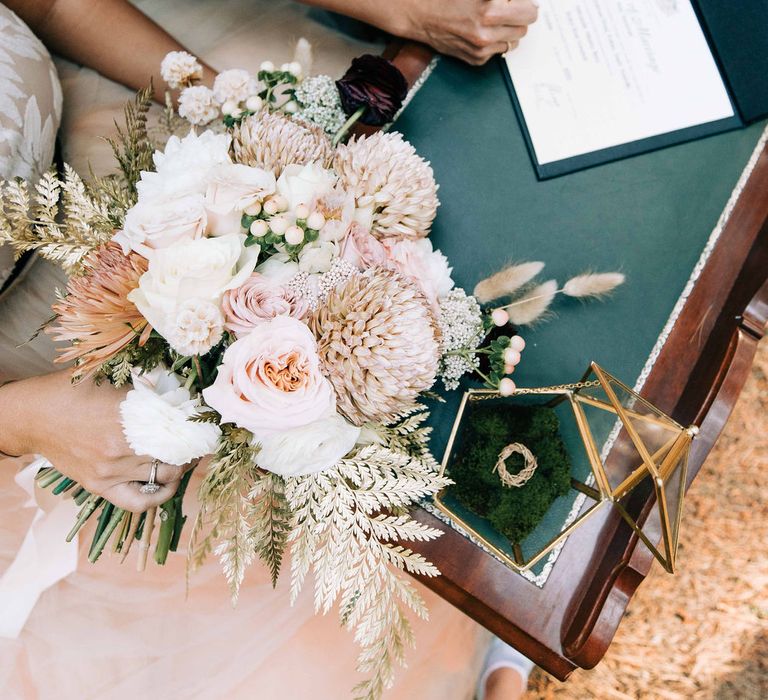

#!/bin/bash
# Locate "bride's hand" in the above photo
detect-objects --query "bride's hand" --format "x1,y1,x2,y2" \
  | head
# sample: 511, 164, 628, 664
303, 0, 539, 66
395, 0, 539, 65
0, 370, 184, 512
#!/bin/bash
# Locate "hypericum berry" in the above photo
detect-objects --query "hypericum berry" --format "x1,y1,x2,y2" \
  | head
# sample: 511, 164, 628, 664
285, 225, 305, 245
272, 194, 289, 212
260, 60, 275, 72
249, 220, 269, 237
503, 348, 521, 366
499, 378, 516, 396
509, 335, 526, 352
492, 308, 510, 327
269, 216, 289, 235
306, 211, 326, 230
245, 96, 263, 111
263, 198, 279, 216
294, 203, 310, 220
221, 99, 239, 116
244, 202, 262, 216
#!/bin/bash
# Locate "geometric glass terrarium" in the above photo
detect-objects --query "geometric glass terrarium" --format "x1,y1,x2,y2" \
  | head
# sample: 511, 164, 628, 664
434, 363, 697, 576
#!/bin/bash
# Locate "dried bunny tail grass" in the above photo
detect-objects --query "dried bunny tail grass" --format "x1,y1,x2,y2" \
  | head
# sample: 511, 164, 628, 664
473, 261, 545, 303
563, 272, 625, 299
504, 279, 558, 326
292, 38, 313, 77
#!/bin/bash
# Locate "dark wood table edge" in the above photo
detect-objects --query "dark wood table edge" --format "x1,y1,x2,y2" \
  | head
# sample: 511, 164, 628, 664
381, 42, 768, 679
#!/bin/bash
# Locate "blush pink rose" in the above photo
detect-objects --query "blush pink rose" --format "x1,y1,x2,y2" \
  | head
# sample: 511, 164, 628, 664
222, 273, 309, 336
202, 316, 335, 440
340, 222, 389, 270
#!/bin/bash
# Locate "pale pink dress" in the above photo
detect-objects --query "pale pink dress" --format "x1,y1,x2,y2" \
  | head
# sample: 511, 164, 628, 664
0, 2, 489, 698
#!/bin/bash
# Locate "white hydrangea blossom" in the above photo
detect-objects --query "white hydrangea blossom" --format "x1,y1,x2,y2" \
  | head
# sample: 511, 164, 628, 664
294, 75, 347, 136
213, 69, 258, 105
437, 289, 486, 390
161, 51, 203, 89
178, 85, 220, 125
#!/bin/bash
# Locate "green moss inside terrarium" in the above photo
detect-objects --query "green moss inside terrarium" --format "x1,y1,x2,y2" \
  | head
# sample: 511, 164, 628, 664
447, 403, 572, 544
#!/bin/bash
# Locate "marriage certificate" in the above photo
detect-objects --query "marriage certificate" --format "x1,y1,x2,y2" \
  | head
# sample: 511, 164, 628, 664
504, 0, 737, 176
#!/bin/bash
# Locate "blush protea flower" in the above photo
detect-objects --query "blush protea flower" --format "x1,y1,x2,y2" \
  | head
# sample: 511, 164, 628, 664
333, 131, 439, 241
311, 268, 441, 426
48, 242, 150, 380
232, 111, 333, 177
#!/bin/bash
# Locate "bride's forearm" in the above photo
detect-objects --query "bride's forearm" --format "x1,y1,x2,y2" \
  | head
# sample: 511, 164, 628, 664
5, 0, 216, 102
0, 377, 37, 458
298, 0, 415, 40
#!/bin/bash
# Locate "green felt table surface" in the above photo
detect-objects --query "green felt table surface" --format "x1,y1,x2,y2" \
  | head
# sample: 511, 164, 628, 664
394, 57, 766, 574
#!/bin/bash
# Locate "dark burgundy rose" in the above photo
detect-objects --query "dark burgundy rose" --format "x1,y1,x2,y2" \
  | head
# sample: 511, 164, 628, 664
336, 55, 408, 126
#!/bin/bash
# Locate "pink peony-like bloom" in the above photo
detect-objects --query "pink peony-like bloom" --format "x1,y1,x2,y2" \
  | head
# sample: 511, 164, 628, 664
202, 316, 335, 440
222, 273, 309, 336
382, 238, 454, 311
340, 222, 388, 270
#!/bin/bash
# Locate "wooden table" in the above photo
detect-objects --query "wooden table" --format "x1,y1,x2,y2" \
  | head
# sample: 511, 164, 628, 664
380, 42, 768, 680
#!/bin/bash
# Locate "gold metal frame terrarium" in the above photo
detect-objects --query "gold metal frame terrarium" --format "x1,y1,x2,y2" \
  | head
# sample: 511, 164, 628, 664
434, 362, 698, 574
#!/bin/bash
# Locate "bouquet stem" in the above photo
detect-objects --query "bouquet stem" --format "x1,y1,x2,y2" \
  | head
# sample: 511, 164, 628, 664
332, 105, 365, 147
88, 508, 125, 563
137, 507, 157, 572
67, 494, 103, 541
120, 512, 144, 564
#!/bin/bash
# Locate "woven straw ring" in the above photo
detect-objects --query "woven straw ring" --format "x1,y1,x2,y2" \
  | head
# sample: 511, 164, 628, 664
493, 443, 538, 488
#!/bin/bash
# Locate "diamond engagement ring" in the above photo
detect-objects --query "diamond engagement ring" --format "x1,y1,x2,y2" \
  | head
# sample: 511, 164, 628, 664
139, 459, 161, 495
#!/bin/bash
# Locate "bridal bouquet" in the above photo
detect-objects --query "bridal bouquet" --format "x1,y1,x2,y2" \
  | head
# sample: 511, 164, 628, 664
0, 47, 528, 698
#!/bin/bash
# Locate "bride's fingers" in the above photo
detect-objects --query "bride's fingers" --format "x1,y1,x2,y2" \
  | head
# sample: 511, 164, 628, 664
106, 479, 182, 513
128, 461, 185, 486
483, 0, 539, 27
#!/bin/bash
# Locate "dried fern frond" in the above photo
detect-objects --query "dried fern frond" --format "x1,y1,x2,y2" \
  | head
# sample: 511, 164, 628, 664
188, 429, 259, 603
473, 261, 545, 303
0, 167, 113, 273
563, 272, 625, 299
504, 279, 558, 325
248, 472, 291, 588
104, 83, 154, 197
285, 446, 449, 699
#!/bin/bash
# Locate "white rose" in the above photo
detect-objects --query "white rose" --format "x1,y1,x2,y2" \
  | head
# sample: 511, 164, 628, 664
120, 366, 221, 466
204, 163, 276, 236
384, 238, 454, 310
178, 85, 219, 126
256, 412, 360, 476
160, 51, 203, 90
137, 129, 231, 201
212, 69, 258, 105
276, 162, 337, 211
298, 240, 336, 274
128, 234, 259, 342
113, 194, 207, 257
